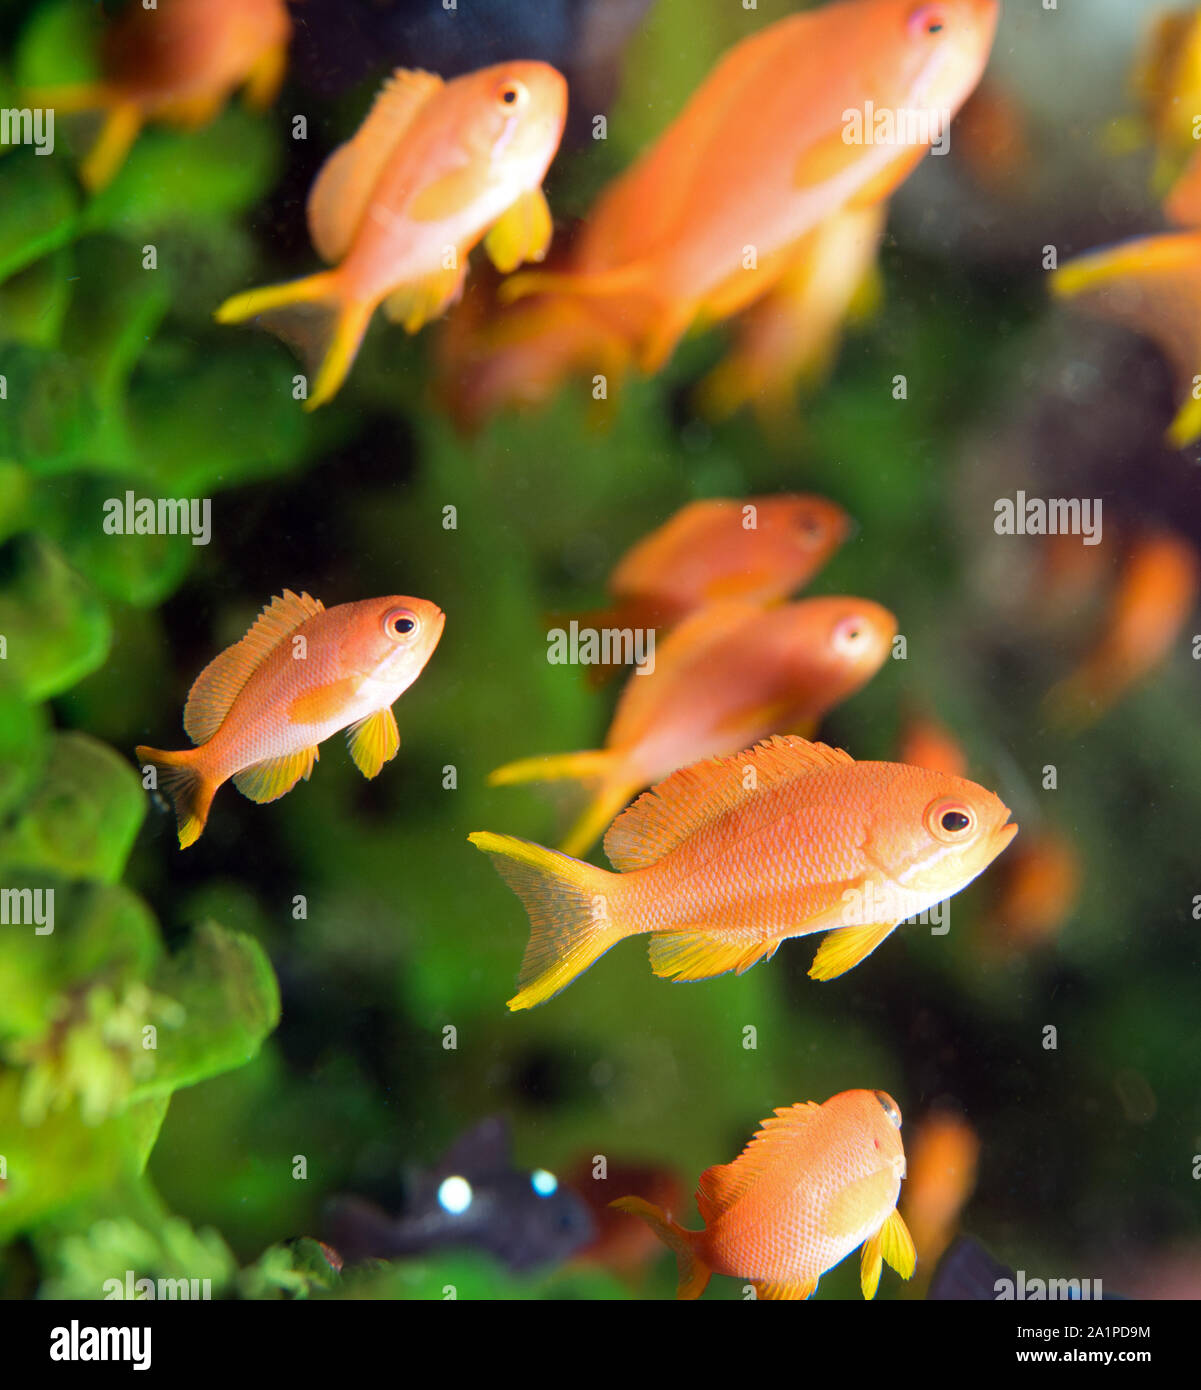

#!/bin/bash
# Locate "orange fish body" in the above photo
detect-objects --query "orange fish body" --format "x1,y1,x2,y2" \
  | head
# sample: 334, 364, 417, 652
26, 0, 291, 190
1046, 527, 1200, 724
897, 708, 968, 778
215, 61, 568, 409
614, 1090, 916, 1300
901, 1110, 980, 1266
471, 734, 1017, 1010
137, 591, 444, 847
504, 0, 998, 371
492, 596, 896, 856
983, 829, 1081, 953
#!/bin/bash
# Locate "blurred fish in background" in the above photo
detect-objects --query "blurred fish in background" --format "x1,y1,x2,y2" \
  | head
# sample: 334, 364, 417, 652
900, 1108, 980, 1272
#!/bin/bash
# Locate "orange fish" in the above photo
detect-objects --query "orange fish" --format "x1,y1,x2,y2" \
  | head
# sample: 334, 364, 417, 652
694, 202, 886, 425
950, 75, 1031, 198
502, 0, 998, 373
579, 494, 853, 643
215, 61, 568, 409
25, 0, 291, 190
491, 596, 897, 857
470, 734, 1017, 1010
897, 707, 968, 778
613, 1090, 916, 1301
137, 590, 444, 847
1051, 232, 1201, 447
1131, 6, 1201, 201
569, 1159, 686, 1280
900, 1109, 979, 1267
1045, 526, 1200, 725
982, 829, 1081, 953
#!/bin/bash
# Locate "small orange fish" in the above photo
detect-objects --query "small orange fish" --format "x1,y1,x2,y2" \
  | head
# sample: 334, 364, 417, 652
897, 707, 968, 778
613, 1090, 916, 1301
470, 734, 1017, 1010
982, 829, 1081, 953
900, 1109, 979, 1267
503, 0, 997, 372
569, 1159, 685, 1280
137, 590, 444, 847
1045, 526, 1200, 725
492, 596, 896, 856
215, 61, 568, 409
950, 76, 1031, 198
26, 0, 291, 190
694, 202, 886, 425
580, 494, 853, 642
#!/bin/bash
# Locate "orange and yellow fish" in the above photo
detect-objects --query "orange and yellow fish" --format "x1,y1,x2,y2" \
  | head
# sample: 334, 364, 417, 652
25, 0, 291, 191
897, 706, 968, 779
981, 828, 1080, 954
492, 596, 897, 857
1045, 526, 1200, 725
215, 61, 568, 409
137, 590, 444, 847
900, 1109, 979, 1267
1130, 5, 1201, 206
577, 494, 853, 643
614, 1089, 916, 1301
470, 734, 1017, 1010
501, 0, 997, 374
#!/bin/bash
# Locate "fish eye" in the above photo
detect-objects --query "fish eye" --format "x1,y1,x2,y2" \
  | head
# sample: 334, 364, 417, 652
497, 79, 529, 110
874, 1091, 903, 1127
831, 615, 869, 654
384, 607, 420, 640
925, 797, 977, 842
907, 4, 947, 36
796, 511, 824, 541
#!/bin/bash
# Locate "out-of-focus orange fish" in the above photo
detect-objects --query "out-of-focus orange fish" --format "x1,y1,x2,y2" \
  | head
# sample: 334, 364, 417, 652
215, 61, 567, 409
900, 1109, 979, 1268
569, 1158, 685, 1281
897, 707, 968, 778
614, 1090, 915, 1301
470, 734, 1017, 1010
578, 494, 853, 643
1131, 7, 1201, 196
981, 828, 1081, 953
1045, 526, 1200, 725
950, 75, 1031, 198
694, 202, 886, 425
25, 0, 291, 190
1051, 232, 1201, 447
501, 0, 998, 373
492, 596, 896, 857
137, 590, 444, 847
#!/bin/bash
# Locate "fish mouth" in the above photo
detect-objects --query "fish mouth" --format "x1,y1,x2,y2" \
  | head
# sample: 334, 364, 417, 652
998, 820, 1019, 849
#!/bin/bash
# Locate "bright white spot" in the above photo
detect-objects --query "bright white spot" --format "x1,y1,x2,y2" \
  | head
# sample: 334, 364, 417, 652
438, 1175, 473, 1215
530, 1168, 558, 1197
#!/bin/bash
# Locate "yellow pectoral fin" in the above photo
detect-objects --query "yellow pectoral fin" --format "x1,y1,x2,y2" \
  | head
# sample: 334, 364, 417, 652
648, 932, 779, 983
233, 747, 319, 804
288, 677, 362, 726
860, 1236, 884, 1301
347, 706, 400, 779
753, 1278, 819, 1301
878, 1207, 916, 1280
384, 262, 467, 333
484, 187, 554, 274
808, 920, 898, 981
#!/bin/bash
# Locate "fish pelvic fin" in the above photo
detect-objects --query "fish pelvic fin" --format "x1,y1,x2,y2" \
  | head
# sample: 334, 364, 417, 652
860, 1208, 916, 1299
487, 747, 614, 788
214, 270, 374, 410
467, 831, 627, 1010
808, 920, 898, 981
135, 745, 217, 850
610, 1197, 710, 1300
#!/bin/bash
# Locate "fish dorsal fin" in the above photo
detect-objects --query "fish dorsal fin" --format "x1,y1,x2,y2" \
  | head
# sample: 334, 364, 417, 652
183, 590, 324, 744
603, 735, 853, 872
695, 1102, 821, 1223
308, 69, 444, 263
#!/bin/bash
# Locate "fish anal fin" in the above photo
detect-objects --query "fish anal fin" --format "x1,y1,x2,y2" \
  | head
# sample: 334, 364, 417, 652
384, 261, 467, 332
808, 920, 898, 982
861, 1237, 884, 1300
183, 590, 325, 744
308, 69, 443, 262
347, 706, 400, 779
604, 734, 852, 872
233, 747, 319, 804
647, 931, 778, 983
752, 1278, 818, 1301
288, 676, 362, 727
484, 186, 554, 274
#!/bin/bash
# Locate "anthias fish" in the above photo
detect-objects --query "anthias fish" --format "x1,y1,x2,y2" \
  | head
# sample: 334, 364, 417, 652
614, 1089, 916, 1301
470, 734, 1017, 1010
492, 596, 896, 856
503, 0, 998, 371
137, 590, 444, 847
900, 1110, 980, 1266
26, 0, 291, 190
215, 61, 567, 409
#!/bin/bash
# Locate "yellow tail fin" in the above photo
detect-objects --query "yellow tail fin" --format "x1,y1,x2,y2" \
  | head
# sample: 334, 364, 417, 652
610, 1197, 711, 1299
22, 84, 142, 190
215, 271, 373, 410
135, 745, 216, 849
467, 831, 629, 1010
487, 748, 614, 788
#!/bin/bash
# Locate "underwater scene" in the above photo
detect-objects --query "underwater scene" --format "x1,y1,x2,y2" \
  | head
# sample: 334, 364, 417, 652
0, 0, 1198, 1322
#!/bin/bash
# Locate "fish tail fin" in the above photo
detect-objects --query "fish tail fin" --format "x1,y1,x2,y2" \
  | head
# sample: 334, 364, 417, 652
134, 745, 216, 849
467, 831, 629, 1010
557, 777, 642, 858
21, 82, 142, 189
499, 261, 654, 308
214, 270, 374, 410
487, 748, 615, 788
610, 1197, 710, 1300
22, 80, 112, 116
